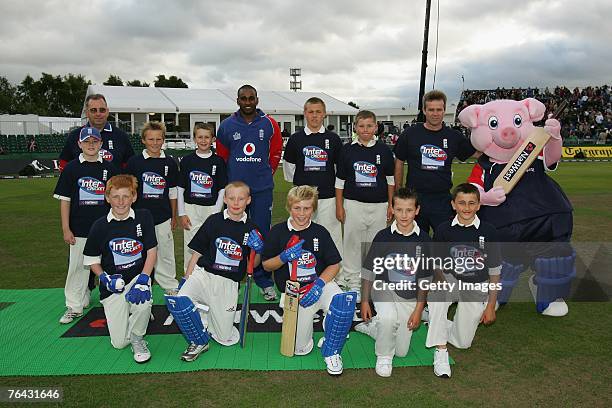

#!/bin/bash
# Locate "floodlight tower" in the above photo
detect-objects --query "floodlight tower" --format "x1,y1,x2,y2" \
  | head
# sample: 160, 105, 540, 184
290, 68, 302, 92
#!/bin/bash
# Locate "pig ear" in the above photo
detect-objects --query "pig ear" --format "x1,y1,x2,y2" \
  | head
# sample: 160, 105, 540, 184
522, 98, 545, 122
458, 104, 481, 128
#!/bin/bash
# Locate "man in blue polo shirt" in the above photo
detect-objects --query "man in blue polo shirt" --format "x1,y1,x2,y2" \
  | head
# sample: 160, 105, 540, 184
59, 93, 135, 171
215, 85, 283, 301
393, 90, 478, 235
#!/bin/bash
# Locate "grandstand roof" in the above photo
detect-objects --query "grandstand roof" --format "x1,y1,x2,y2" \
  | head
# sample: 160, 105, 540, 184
85, 85, 358, 116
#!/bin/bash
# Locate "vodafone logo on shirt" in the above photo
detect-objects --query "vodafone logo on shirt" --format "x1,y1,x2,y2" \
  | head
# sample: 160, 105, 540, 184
237, 142, 262, 162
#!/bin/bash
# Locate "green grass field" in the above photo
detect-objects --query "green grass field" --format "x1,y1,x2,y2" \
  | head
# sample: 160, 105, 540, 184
1, 162, 611, 407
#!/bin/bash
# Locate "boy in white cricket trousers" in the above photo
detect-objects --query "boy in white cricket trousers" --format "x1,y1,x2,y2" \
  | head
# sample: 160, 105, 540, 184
83, 174, 158, 363
177, 122, 227, 273
126, 121, 179, 293
263, 186, 356, 376
335, 110, 395, 298
165, 181, 263, 362
53, 127, 118, 323
356, 188, 430, 377
427, 183, 502, 378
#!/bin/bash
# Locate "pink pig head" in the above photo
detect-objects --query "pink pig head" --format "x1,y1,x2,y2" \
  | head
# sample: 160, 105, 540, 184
458, 98, 546, 163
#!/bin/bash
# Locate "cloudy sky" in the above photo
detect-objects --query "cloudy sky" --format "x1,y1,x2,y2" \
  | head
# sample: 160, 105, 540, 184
1, 0, 610, 107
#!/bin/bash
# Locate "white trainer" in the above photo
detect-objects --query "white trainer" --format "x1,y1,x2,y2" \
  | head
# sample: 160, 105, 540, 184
59, 307, 82, 324
261, 286, 277, 301
375, 356, 393, 377
433, 348, 451, 378
324, 353, 343, 375
130, 334, 151, 364
181, 342, 209, 362
354, 320, 378, 339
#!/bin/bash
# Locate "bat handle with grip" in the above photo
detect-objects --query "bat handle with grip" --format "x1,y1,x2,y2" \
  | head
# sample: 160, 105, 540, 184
287, 234, 300, 281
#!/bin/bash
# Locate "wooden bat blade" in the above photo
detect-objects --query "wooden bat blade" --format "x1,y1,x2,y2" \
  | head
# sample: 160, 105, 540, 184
493, 127, 550, 194
280, 279, 300, 357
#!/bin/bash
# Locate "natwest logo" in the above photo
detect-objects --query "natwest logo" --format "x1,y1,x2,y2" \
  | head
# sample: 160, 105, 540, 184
99, 149, 114, 162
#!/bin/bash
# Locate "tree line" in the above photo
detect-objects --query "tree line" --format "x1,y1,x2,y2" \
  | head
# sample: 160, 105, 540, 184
0, 73, 188, 117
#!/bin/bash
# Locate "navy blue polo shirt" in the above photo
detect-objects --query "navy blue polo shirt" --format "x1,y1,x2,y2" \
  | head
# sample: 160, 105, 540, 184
83, 209, 157, 300
363, 222, 432, 299
337, 140, 395, 203
188, 210, 258, 283
126, 151, 179, 225
178, 151, 228, 206
263, 219, 341, 291
60, 122, 135, 169
53, 155, 119, 237
394, 124, 475, 193
283, 128, 343, 199
434, 216, 502, 283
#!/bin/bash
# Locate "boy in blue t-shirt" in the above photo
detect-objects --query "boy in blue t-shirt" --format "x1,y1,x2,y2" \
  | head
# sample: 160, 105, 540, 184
53, 127, 118, 324
335, 110, 395, 297
126, 121, 179, 293
177, 123, 227, 273
83, 174, 158, 363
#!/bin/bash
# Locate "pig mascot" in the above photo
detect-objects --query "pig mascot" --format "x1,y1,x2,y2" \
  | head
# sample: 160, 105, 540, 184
458, 98, 574, 317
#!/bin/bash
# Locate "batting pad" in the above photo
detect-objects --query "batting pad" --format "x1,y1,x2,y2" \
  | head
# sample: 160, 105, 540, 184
0, 287, 448, 376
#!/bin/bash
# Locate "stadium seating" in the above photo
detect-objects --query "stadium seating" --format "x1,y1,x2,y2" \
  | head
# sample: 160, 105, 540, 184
456, 85, 611, 145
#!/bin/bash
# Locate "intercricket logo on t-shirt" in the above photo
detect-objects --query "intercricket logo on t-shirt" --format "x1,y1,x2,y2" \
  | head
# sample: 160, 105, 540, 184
109, 238, 144, 271
213, 237, 243, 272
420, 144, 447, 170
99, 149, 114, 162
142, 172, 166, 199
450, 245, 484, 276
353, 161, 378, 187
189, 171, 213, 198
77, 176, 106, 206
303, 146, 328, 172
385, 252, 417, 283
296, 250, 318, 283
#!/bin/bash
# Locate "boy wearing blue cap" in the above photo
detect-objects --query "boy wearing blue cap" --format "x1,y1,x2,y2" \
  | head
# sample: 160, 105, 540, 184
53, 127, 119, 324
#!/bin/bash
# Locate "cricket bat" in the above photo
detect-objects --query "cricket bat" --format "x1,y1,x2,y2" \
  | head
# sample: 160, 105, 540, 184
493, 100, 568, 194
280, 234, 301, 357
238, 247, 257, 348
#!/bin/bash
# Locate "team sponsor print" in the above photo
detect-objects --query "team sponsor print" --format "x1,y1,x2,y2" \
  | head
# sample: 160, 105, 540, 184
236, 143, 262, 162
384, 252, 417, 283
353, 161, 378, 187
109, 238, 144, 271
142, 172, 166, 198
213, 237, 243, 272
449, 245, 484, 275
189, 171, 214, 198
303, 145, 328, 171
99, 149, 114, 162
296, 250, 318, 283
420, 144, 447, 170
78, 176, 105, 205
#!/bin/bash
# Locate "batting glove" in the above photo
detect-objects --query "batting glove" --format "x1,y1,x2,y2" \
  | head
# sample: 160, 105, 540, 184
100, 272, 125, 293
247, 229, 264, 254
178, 277, 187, 290
126, 273, 151, 304
279, 239, 304, 264
299, 278, 325, 308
